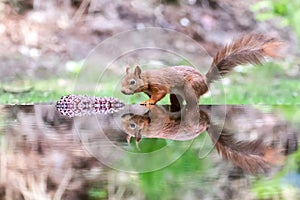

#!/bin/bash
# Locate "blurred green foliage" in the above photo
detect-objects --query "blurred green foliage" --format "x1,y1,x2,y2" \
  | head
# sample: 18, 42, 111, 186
203, 62, 300, 104
251, 0, 300, 42
274, 105, 300, 125
88, 188, 108, 200
135, 134, 213, 200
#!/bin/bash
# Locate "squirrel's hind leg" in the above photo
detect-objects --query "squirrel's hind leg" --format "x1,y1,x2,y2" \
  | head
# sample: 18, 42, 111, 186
183, 77, 200, 106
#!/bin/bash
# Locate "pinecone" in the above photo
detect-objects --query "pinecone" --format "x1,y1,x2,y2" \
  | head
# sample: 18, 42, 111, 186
56, 94, 124, 117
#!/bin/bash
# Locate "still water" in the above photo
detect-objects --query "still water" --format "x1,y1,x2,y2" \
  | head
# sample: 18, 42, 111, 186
0, 104, 299, 199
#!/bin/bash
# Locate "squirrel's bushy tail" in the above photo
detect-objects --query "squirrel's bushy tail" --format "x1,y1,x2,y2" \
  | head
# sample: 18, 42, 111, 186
207, 124, 294, 173
205, 34, 284, 84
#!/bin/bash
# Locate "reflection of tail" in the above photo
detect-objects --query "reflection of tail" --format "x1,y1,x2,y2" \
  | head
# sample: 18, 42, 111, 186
207, 124, 296, 173
205, 34, 284, 85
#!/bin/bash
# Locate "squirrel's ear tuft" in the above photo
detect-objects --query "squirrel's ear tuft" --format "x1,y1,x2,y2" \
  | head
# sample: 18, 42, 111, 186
134, 66, 142, 78
125, 66, 130, 74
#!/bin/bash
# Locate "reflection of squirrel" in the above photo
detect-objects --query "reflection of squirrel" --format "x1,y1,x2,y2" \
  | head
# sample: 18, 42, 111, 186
121, 105, 208, 143
121, 105, 297, 173
121, 34, 283, 106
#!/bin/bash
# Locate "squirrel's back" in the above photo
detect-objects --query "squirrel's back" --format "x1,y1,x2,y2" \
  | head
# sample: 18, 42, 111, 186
144, 66, 200, 78
142, 66, 207, 91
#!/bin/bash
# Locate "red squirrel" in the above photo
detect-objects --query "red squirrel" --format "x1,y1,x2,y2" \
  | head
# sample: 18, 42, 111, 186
121, 34, 283, 106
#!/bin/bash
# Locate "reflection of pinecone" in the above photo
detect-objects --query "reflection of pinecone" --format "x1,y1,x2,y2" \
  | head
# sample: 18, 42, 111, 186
56, 94, 124, 117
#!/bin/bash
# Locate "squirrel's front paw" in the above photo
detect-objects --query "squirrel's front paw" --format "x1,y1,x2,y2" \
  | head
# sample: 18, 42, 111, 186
140, 100, 155, 109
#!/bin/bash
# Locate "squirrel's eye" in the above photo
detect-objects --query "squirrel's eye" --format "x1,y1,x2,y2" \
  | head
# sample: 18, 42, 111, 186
130, 123, 136, 129
129, 79, 136, 85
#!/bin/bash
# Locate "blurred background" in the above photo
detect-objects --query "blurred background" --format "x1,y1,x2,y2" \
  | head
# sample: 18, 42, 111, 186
0, 0, 299, 104
0, 0, 300, 200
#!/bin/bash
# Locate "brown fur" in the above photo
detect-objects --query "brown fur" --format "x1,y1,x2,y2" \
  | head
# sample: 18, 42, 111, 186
121, 66, 208, 107
121, 34, 284, 106
121, 105, 209, 141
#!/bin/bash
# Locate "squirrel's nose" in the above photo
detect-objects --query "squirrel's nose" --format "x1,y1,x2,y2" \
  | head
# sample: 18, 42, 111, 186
121, 90, 129, 95
122, 90, 133, 95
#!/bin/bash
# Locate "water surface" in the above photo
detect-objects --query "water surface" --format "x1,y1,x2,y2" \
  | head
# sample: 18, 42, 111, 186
0, 104, 299, 199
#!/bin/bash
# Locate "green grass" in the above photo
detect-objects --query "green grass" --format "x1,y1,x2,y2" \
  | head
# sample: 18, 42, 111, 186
0, 79, 75, 104
201, 78, 300, 104
1, 62, 299, 104
201, 62, 300, 104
